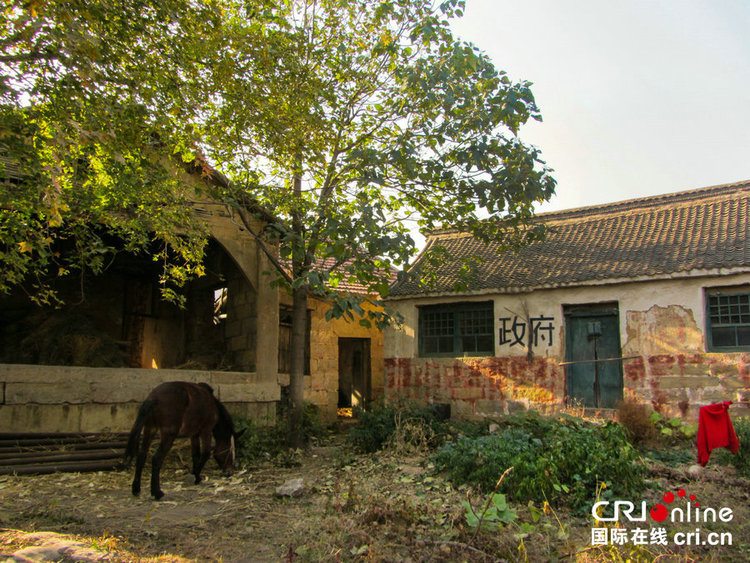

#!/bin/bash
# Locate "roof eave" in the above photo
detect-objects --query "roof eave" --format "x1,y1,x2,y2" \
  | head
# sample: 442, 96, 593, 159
384, 266, 750, 302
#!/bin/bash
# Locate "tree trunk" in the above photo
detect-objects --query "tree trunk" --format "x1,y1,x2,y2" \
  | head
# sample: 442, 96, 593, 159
287, 283, 308, 448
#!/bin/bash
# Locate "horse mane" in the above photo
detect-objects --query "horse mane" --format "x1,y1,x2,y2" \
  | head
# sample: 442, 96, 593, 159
212, 396, 235, 438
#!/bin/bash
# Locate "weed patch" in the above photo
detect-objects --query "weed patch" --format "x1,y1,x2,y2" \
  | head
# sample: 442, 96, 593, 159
714, 416, 750, 477
433, 411, 646, 512
346, 400, 458, 453
236, 402, 326, 464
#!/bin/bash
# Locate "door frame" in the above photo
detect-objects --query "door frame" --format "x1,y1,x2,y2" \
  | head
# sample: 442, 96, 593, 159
563, 303, 623, 408
338, 337, 372, 409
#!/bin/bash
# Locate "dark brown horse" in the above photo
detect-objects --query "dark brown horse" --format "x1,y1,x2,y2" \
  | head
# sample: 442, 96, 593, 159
122, 381, 241, 500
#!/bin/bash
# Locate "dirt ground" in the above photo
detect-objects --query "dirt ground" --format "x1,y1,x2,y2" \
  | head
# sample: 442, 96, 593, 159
1, 431, 749, 562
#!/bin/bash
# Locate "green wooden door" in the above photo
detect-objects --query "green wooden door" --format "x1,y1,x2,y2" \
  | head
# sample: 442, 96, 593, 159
564, 305, 623, 408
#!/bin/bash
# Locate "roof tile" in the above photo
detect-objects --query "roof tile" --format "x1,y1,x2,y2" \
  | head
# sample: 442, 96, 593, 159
391, 180, 750, 297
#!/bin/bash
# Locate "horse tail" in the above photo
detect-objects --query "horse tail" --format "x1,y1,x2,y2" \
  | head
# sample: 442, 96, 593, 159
122, 398, 156, 467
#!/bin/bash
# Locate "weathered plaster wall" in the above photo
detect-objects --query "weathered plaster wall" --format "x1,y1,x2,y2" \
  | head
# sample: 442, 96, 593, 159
384, 273, 750, 420
0, 365, 278, 433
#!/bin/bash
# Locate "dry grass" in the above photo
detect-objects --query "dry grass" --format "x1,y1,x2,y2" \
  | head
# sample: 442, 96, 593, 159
616, 399, 658, 444
1, 427, 749, 561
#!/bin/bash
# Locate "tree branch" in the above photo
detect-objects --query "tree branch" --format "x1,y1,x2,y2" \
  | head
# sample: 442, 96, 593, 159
230, 204, 293, 286
0, 51, 57, 64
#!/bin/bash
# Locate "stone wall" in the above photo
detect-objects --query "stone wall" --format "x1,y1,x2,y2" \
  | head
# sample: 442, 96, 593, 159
623, 353, 750, 419
278, 295, 385, 421
0, 364, 279, 433
385, 356, 561, 418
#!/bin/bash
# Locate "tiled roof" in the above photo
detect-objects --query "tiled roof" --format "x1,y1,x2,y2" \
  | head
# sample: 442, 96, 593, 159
390, 180, 750, 297
283, 256, 397, 296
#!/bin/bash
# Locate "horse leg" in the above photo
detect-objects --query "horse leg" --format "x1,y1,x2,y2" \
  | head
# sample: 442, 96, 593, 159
150, 432, 175, 500
192, 431, 212, 485
132, 426, 153, 496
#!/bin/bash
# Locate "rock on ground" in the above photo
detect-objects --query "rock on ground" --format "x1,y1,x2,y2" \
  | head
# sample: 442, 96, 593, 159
275, 478, 304, 498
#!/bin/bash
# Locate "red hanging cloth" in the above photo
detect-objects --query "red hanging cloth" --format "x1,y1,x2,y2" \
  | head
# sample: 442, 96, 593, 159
696, 401, 740, 466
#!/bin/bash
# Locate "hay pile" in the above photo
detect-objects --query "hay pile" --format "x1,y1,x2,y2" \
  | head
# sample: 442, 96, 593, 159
17, 311, 128, 367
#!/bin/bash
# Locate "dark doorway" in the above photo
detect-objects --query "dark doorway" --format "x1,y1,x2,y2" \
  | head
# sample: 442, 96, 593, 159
564, 304, 623, 408
338, 338, 371, 409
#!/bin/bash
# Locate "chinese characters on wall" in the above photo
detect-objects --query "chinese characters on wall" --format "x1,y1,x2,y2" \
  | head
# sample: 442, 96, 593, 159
498, 315, 555, 347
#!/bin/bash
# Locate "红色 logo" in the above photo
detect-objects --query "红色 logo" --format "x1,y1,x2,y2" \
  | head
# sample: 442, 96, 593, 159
590, 487, 734, 547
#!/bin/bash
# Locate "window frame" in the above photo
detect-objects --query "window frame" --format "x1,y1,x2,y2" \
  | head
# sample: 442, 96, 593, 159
418, 301, 495, 358
705, 286, 750, 352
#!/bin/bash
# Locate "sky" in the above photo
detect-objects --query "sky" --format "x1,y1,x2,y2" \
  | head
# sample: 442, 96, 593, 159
449, 0, 750, 214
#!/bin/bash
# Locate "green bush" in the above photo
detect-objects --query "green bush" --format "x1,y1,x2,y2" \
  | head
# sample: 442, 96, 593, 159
236, 402, 326, 462
347, 400, 457, 453
346, 402, 398, 453
731, 417, 750, 476
432, 411, 646, 512
715, 417, 750, 477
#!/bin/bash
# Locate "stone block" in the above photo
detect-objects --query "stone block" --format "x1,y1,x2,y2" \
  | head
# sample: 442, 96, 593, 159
225, 401, 276, 425
679, 364, 709, 376
657, 376, 717, 390
214, 382, 279, 403
224, 319, 243, 338
5, 381, 91, 405
228, 334, 247, 351
474, 400, 504, 416
451, 387, 482, 401
710, 363, 740, 377
451, 400, 475, 419
720, 377, 748, 390
506, 399, 529, 413
700, 390, 735, 403
79, 403, 140, 433
276, 478, 305, 498
0, 404, 81, 433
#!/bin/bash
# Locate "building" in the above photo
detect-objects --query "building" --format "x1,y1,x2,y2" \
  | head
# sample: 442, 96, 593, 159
0, 160, 385, 431
0, 163, 282, 432
384, 181, 750, 421
276, 257, 389, 420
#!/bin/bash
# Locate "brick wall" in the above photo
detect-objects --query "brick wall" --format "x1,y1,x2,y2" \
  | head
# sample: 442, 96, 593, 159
384, 356, 562, 418
624, 353, 750, 419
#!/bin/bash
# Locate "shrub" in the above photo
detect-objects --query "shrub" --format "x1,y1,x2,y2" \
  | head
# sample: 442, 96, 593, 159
432, 412, 646, 512
346, 402, 399, 453
236, 402, 326, 463
347, 400, 453, 453
730, 417, 750, 477
616, 400, 657, 444
715, 417, 750, 477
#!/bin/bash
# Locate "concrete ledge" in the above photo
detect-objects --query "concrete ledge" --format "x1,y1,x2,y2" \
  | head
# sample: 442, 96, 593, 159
0, 365, 280, 404
0, 364, 281, 433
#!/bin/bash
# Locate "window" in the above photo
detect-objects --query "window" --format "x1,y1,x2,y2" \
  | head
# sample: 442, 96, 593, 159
213, 287, 228, 325
706, 288, 750, 351
419, 301, 494, 357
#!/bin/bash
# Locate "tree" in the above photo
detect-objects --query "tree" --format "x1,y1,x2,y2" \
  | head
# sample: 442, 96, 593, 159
2, 0, 555, 447
0, 0, 226, 304
200, 0, 556, 445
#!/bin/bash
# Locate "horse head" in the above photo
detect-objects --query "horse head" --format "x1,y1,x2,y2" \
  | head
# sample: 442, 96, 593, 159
214, 426, 245, 476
